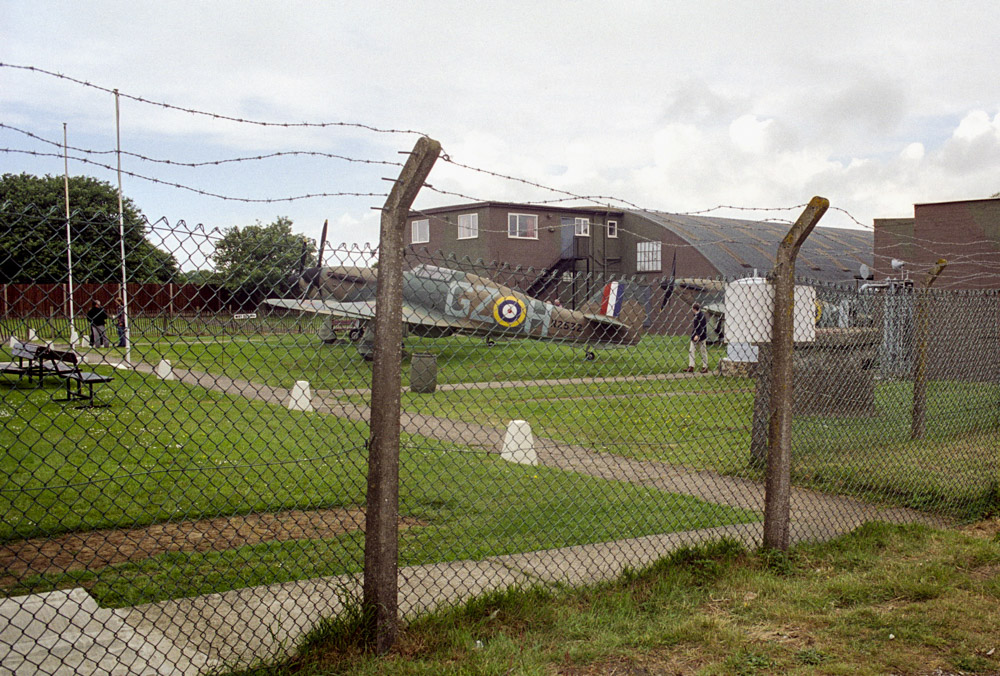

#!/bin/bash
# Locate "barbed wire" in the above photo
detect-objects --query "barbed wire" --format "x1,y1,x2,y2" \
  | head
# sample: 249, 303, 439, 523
436, 154, 875, 229
1, 148, 389, 204
0, 123, 406, 169
0, 62, 428, 136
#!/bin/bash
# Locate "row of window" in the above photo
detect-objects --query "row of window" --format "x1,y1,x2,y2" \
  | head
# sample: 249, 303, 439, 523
412, 215, 664, 271
411, 213, 619, 244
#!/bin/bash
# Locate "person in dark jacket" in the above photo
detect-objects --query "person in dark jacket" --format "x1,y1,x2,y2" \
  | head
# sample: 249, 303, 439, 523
87, 300, 110, 348
684, 303, 708, 373
114, 301, 127, 348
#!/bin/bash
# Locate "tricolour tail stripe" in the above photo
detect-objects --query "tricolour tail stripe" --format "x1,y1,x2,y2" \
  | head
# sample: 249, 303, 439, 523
600, 281, 623, 317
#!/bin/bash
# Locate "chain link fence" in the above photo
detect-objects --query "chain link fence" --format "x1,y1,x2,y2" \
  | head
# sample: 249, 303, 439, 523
1, 205, 998, 673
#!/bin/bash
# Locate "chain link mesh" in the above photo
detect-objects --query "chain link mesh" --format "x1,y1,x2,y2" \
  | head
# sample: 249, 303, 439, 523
1, 204, 997, 673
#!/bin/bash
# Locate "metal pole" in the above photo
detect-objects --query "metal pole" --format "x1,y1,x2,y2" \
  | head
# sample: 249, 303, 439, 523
364, 136, 440, 653
63, 123, 77, 347
114, 90, 131, 364
763, 196, 829, 551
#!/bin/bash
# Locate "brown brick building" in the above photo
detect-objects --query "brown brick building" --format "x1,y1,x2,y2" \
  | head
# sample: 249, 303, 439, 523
406, 201, 871, 286
405, 202, 872, 334
874, 197, 1000, 289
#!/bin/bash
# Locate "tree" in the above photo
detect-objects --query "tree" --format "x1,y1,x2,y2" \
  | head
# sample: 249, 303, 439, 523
0, 173, 178, 283
212, 216, 314, 302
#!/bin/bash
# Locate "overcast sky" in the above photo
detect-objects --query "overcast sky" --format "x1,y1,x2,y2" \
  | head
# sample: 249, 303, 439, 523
3, 1, 1000, 265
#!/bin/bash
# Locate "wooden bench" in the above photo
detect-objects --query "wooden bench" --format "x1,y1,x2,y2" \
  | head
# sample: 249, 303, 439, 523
42, 349, 115, 407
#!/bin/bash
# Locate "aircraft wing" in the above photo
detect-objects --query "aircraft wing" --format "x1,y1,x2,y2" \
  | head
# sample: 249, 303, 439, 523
264, 298, 483, 331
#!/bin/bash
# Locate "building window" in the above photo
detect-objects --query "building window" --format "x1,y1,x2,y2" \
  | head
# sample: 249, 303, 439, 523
637, 241, 662, 272
411, 219, 429, 244
561, 216, 590, 237
457, 213, 478, 240
607, 220, 618, 238
508, 213, 538, 239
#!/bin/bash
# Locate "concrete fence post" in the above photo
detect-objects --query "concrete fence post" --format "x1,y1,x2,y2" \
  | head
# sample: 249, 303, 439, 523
763, 196, 828, 551
364, 135, 440, 654
911, 259, 947, 440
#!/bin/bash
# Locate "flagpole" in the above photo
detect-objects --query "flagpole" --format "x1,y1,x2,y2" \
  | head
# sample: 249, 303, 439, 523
63, 123, 77, 347
114, 89, 131, 365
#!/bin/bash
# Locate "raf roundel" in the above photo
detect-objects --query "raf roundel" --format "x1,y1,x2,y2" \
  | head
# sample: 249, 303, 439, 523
492, 296, 527, 328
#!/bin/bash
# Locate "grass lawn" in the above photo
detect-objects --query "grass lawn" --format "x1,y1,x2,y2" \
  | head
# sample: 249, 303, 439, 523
0, 368, 757, 607
245, 520, 1000, 676
123, 332, 723, 390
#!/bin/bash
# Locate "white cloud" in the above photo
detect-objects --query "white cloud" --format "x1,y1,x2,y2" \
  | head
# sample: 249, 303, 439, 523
729, 115, 775, 155
4, 1, 1000, 242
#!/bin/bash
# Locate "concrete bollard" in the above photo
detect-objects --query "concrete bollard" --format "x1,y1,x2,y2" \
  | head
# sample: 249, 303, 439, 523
7, 335, 17, 348
69, 328, 79, 344
501, 419, 538, 466
80, 336, 91, 348
286, 380, 314, 412
410, 352, 438, 393
26, 328, 37, 341
156, 359, 176, 381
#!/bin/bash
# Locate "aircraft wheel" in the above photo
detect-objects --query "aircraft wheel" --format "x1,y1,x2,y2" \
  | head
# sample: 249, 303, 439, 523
485, 338, 496, 347
584, 350, 596, 361
348, 328, 363, 342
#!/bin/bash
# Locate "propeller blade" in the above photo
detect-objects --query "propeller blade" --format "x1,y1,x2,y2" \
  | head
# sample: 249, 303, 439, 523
660, 251, 677, 309
296, 238, 309, 277
317, 219, 328, 269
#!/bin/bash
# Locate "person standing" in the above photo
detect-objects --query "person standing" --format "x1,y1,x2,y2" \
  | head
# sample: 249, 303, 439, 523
114, 301, 127, 348
87, 299, 110, 348
685, 302, 709, 373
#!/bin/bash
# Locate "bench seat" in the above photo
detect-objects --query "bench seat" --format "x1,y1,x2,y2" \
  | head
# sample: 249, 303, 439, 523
43, 349, 115, 407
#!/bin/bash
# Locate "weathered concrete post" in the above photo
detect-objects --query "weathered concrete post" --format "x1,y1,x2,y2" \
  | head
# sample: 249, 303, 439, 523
911, 259, 947, 440
763, 196, 828, 551
749, 344, 771, 468
363, 136, 440, 654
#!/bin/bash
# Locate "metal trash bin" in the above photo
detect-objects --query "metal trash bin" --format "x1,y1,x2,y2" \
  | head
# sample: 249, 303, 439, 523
409, 352, 438, 393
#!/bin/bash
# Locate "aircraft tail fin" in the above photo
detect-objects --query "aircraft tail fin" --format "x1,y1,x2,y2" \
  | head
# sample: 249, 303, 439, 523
599, 281, 623, 318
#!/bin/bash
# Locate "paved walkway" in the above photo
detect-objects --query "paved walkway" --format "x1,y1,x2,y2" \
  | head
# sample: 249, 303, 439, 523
3, 355, 943, 674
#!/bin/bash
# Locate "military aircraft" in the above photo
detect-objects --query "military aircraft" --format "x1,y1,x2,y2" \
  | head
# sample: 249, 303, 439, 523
266, 263, 642, 359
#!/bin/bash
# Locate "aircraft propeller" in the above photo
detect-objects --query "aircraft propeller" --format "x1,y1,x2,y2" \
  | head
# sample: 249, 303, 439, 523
293, 220, 329, 299
660, 251, 677, 310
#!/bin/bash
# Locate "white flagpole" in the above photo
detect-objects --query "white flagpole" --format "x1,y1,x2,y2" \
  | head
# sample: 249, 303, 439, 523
114, 89, 131, 365
63, 123, 78, 347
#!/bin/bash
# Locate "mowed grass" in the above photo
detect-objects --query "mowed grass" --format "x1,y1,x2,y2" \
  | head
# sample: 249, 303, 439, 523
246, 521, 1000, 676
128, 332, 722, 390
0, 368, 756, 606
135, 328, 994, 517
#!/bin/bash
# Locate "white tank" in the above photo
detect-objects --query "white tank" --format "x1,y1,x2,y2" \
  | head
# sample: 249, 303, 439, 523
725, 277, 816, 344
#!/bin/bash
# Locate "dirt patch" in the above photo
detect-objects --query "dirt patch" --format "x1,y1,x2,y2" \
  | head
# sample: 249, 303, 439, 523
961, 517, 1000, 539
1, 507, 424, 583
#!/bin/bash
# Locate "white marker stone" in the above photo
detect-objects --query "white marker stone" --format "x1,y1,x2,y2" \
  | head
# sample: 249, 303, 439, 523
7, 335, 17, 348
501, 420, 538, 466
286, 380, 314, 412
156, 359, 176, 381
26, 328, 37, 341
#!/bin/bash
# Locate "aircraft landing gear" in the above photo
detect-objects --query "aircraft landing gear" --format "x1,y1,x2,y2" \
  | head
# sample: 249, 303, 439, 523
348, 327, 364, 342
584, 349, 596, 361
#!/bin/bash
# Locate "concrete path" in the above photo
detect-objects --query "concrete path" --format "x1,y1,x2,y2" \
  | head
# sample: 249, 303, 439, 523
5, 355, 942, 674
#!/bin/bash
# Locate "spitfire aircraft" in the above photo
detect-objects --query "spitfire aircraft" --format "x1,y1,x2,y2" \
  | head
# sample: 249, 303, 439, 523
266, 264, 642, 359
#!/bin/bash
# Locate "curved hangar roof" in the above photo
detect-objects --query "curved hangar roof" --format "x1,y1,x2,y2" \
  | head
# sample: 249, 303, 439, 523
634, 211, 873, 284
